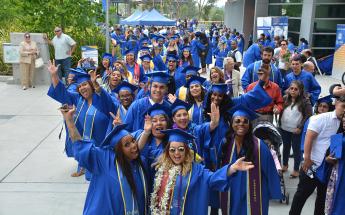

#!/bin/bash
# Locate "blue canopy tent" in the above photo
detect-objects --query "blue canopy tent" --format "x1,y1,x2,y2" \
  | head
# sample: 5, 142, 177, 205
138, 9, 176, 26
126, 10, 150, 26
119, 10, 142, 25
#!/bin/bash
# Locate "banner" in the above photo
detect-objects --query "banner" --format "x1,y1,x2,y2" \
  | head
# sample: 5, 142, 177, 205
257, 16, 288, 39
2, 43, 20, 64
332, 24, 345, 80
81, 46, 98, 69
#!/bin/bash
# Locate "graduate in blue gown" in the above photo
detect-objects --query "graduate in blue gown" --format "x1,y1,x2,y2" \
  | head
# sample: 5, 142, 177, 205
241, 59, 283, 90
213, 40, 229, 69
61, 107, 149, 215
125, 71, 171, 132
243, 43, 261, 68
149, 128, 255, 215
325, 130, 345, 215
185, 76, 207, 125
175, 65, 200, 101
125, 49, 143, 85
179, 46, 194, 68
284, 56, 321, 105
111, 81, 138, 123
190, 34, 205, 67
217, 105, 282, 215
169, 99, 220, 163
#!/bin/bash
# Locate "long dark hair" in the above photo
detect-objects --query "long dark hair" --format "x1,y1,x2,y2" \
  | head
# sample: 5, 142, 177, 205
203, 91, 233, 122
150, 114, 172, 148
284, 80, 306, 112
114, 136, 146, 198
186, 84, 206, 105
221, 120, 255, 164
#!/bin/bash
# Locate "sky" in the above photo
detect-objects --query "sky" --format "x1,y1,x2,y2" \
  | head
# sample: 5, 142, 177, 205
215, 0, 226, 7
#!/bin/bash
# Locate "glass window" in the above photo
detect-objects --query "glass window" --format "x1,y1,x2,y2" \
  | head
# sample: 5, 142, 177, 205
315, 5, 345, 18
288, 32, 300, 45
268, 5, 302, 17
313, 19, 345, 33
288, 19, 301, 32
312, 34, 336, 47
316, 0, 345, 3
312, 49, 334, 59
269, 0, 302, 3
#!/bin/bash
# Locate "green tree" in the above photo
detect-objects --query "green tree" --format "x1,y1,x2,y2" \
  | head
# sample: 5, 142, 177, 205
196, 0, 217, 20
209, 6, 224, 21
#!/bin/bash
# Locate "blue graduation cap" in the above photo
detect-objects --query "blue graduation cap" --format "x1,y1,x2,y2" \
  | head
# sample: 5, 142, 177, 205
146, 103, 172, 118
112, 81, 138, 94
154, 35, 165, 42
181, 46, 191, 52
140, 46, 151, 53
317, 95, 333, 104
69, 67, 90, 85
139, 37, 150, 45
166, 54, 179, 62
186, 76, 206, 88
145, 71, 170, 84
227, 104, 259, 121
140, 54, 152, 62
141, 76, 149, 83
210, 84, 228, 94
180, 65, 200, 76
125, 49, 135, 55
330, 133, 344, 159
171, 99, 192, 115
100, 124, 130, 149
160, 128, 195, 145
102, 53, 114, 67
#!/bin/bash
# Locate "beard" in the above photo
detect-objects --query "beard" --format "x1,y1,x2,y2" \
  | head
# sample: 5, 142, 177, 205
262, 59, 271, 64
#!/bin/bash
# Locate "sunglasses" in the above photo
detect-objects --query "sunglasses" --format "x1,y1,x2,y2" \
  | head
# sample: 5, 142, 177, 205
169, 146, 185, 154
55, 30, 61, 32
168, 60, 176, 63
25, 35, 30, 38
233, 118, 249, 125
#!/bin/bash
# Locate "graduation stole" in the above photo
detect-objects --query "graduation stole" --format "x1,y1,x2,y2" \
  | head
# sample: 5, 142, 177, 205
220, 136, 262, 215
247, 138, 263, 215
169, 170, 192, 215
134, 63, 140, 82
117, 105, 127, 123
188, 103, 203, 125
74, 98, 97, 140
178, 86, 188, 101
116, 160, 147, 215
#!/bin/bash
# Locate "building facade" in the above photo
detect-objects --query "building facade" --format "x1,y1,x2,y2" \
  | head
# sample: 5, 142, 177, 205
224, 0, 345, 58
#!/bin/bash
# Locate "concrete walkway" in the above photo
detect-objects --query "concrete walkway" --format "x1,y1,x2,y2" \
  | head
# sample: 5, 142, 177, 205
0, 74, 339, 214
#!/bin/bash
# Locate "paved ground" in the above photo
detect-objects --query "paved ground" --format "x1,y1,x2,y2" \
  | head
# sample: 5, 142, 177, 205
0, 74, 339, 215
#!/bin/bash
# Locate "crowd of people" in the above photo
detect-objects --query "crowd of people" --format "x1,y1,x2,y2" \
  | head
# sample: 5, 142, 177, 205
40, 22, 345, 215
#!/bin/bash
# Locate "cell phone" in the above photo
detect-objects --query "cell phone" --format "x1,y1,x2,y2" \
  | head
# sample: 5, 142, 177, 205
59, 104, 71, 111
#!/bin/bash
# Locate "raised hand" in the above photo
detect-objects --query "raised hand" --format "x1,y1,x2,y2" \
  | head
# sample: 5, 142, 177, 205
144, 114, 152, 134
47, 60, 60, 76
110, 111, 122, 126
209, 102, 220, 131
232, 157, 254, 172
59, 105, 76, 122
168, 94, 177, 104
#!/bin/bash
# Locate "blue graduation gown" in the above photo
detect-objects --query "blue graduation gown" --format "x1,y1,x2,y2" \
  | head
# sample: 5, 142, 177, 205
47, 81, 112, 147
155, 162, 234, 215
72, 140, 148, 215
243, 43, 261, 68
124, 97, 171, 132
217, 139, 282, 215
205, 39, 213, 65
241, 60, 283, 90
284, 70, 321, 105
190, 39, 205, 67
328, 134, 345, 215
135, 88, 150, 100
189, 103, 204, 125
214, 47, 229, 69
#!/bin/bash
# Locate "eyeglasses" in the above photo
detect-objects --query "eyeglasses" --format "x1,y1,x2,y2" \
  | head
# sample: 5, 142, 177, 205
25, 35, 30, 38
169, 146, 185, 154
281, 43, 287, 46
55, 30, 61, 32
233, 118, 249, 125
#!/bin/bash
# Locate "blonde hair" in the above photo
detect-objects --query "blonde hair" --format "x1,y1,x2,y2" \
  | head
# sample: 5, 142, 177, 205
155, 142, 193, 176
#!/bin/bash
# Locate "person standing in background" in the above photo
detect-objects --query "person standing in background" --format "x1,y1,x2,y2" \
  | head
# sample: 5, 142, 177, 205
44, 26, 76, 82
19, 32, 38, 90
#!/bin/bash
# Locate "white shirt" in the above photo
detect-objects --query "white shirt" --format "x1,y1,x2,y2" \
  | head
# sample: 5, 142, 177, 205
280, 103, 303, 132
230, 49, 242, 63
52, 33, 76, 60
307, 111, 340, 167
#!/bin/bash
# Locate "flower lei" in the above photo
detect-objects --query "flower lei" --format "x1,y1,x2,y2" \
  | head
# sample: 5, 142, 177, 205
150, 164, 181, 215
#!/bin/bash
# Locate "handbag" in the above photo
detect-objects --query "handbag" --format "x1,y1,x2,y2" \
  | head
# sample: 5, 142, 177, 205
35, 57, 44, 68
